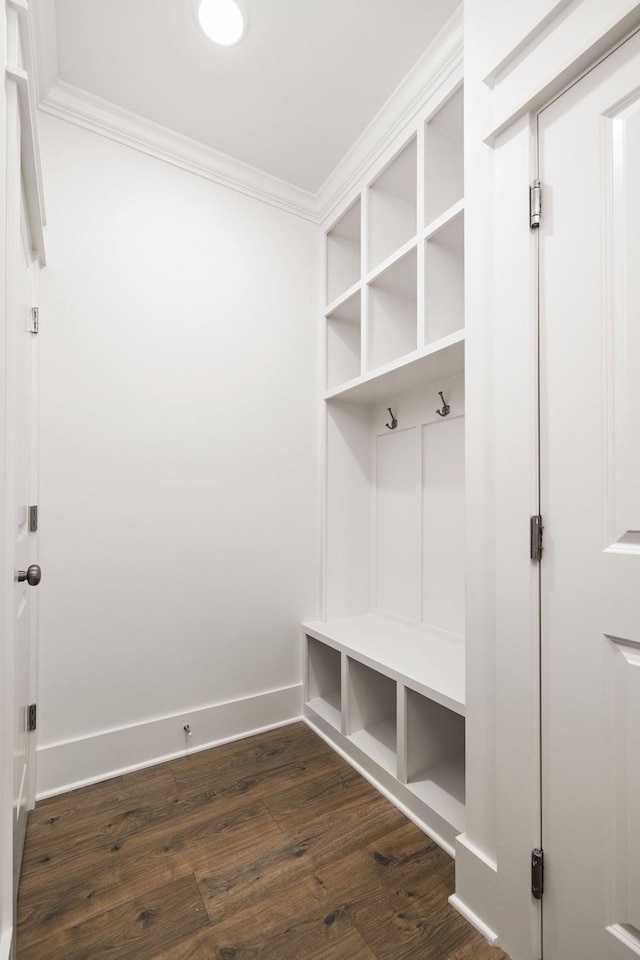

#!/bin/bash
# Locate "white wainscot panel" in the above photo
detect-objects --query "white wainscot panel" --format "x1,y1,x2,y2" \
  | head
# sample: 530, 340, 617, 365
607, 635, 640, 952
375, 427, 420, 621
606, 93, 640, 555
325, 400, 371, 619
423, 416, 465, 636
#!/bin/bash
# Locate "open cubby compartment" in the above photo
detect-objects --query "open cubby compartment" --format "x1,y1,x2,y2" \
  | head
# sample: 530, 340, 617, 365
326, 289, 361, 390
368, 137, 417, 270
404, 687, 465, 834
425, 87, 463, 226
347, 658, 397, 776
425, 210, 464, 345
326, 198, 361, 305
368, 247, 417, 371
306, 636, 342, 730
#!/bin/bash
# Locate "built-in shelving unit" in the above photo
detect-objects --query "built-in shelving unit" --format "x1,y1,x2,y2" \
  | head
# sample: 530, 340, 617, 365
368, 246, 417, 369
326, 198, 361, 305
405, 688, 465, 834
425, 208, 464, 344
368, 137, 417, 270
326, 288, 362, 391
311, 77, 465, 856
348, 658, 397, 776
303, 615, 465, 853
306, 636, 341, 730
425, 87, 463, 225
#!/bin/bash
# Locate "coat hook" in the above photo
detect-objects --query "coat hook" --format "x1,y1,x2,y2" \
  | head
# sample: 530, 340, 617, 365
385, 408, 398, 430
436, 392, 450, 417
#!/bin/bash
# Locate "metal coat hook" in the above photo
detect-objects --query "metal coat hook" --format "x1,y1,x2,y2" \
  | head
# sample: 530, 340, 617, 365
436, 392, 450, 417
385, 408, 398, 430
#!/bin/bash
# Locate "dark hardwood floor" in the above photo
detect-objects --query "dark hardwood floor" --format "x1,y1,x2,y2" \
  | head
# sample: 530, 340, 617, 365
17, 722, 510, 960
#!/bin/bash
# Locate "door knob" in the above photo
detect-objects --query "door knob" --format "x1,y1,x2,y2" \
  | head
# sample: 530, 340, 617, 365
16, 564, 42, 586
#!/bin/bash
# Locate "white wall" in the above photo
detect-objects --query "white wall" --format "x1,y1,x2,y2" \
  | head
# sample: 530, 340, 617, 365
37, 114, 321, 794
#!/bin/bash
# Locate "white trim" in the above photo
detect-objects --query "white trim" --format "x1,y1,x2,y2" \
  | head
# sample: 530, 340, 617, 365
38, 80, 319, 223
482, 0, 576, 88
8, 0, 47, 226
6, 0, 46, 262
37, 683, 302, 799
27, 0, 56, 106
0, 928, 13, 960
455, 831, 497, 872
449, 833, 499, 945
30, 2, 463, 224
6, 67, 46, 262
482, 1, 640, 145
607, 924, 640, 956
449, 895, 500, 947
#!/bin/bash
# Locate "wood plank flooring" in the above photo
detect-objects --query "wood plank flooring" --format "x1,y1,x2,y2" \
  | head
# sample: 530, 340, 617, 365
17, 722, 510, 960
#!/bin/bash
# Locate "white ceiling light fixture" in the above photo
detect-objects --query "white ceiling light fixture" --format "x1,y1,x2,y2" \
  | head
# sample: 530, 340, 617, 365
193, 0, 249, 46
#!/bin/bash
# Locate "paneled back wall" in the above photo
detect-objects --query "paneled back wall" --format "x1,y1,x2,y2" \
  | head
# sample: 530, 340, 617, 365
327, 375, 465, 637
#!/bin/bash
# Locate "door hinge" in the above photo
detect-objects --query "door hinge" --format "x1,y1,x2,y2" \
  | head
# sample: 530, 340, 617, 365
27, 703, 37, 732
532, 848, 544, 899
530, 180, 541, 228
530, 515, 543, 561
30, 306, 39, 334
29, 505, 38, 532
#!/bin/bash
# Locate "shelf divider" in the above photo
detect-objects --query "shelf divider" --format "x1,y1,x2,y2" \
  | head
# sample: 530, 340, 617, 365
305, 613, 465, 716
323, 328, 464, 405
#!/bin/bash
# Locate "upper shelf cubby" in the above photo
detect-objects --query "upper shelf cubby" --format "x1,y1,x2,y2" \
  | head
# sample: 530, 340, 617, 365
425, 87, 463, 226
425, 210, 464, 344
368, 137, 417, 271
368, 246, 417, 371
326, 198, 361, 306
321, 81, 464, 405
326, 288, 362, 391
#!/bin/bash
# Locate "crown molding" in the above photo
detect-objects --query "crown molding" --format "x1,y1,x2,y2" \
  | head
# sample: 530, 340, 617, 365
30, 0, 463, 225
39, 80, 320, 222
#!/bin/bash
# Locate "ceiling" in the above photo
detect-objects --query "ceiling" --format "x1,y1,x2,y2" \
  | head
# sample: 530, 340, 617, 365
44, 0, 459, 195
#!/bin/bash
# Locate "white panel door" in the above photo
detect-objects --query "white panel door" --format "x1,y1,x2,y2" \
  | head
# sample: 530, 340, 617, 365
5, 65, 40, 942
12, 197, 38, 890
539, 30, 640, 960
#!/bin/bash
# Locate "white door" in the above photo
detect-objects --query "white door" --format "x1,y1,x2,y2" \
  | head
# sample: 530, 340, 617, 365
11, 198, 39, 889
4, 65, 40, 941
539, 29, 640, 960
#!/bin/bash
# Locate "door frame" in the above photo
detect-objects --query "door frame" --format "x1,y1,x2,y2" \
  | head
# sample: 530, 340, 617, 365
534, 22, 640, 960
0, 0, 13, 947
1, 50, 30, 960
485, 16, 640, 960
1, 3, 45, 957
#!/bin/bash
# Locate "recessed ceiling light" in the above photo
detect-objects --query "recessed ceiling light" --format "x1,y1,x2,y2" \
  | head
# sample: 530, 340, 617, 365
194, 0, 248, 47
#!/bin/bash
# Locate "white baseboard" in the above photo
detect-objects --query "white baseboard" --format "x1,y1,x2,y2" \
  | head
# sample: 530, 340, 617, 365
450, 833, 499, 945
0, 927, 14, 960
37, 683, 302, 799
449, 895, 499, 947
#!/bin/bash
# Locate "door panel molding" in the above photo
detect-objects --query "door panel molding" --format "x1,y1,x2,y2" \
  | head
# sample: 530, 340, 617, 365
608, 635, 640, 950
